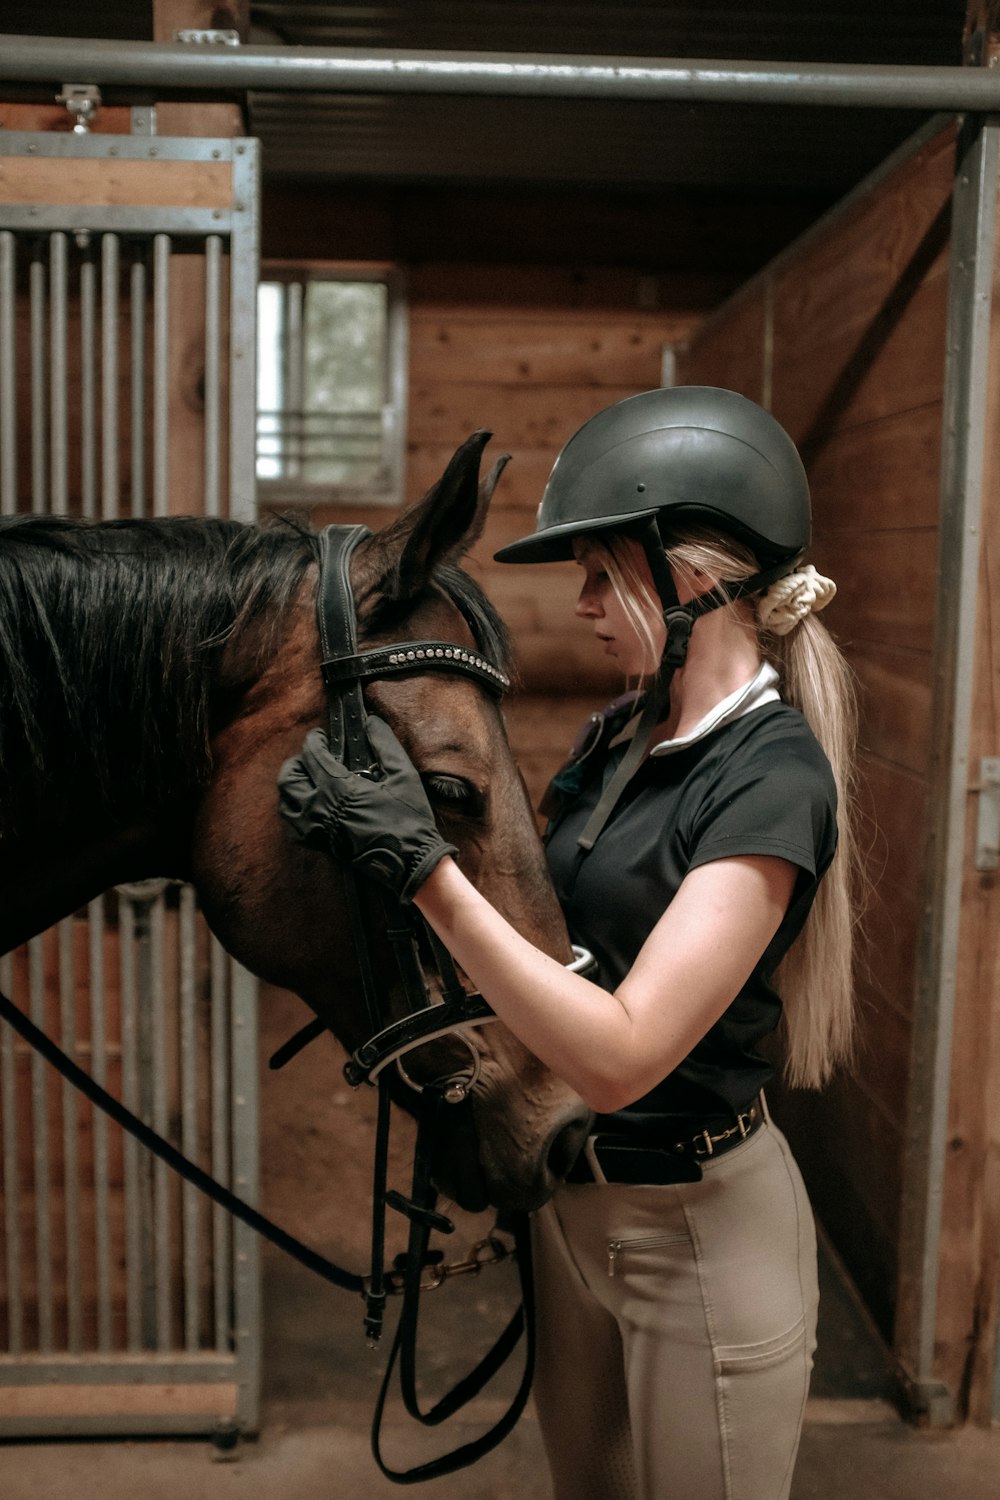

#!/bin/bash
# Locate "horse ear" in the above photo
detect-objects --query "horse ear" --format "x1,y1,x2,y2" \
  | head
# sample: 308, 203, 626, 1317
364, 430, 508, 601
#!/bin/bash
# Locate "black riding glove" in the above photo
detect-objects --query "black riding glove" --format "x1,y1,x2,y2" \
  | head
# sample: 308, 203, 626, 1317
277, 720, 457, 904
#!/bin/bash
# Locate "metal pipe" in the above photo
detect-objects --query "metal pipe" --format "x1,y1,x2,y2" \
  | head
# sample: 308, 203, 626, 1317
48, 232, 68, 515
152, 234, 170, 519
896, 113, 1000, 1427
58, 920, 82, 1352
209, 937, 231, 1352
28, 937, 53, 1351
229, 141, 259, 523
101, 233, 119, 520
150, 891, 171, 1350
231, 960, 261, 1429
1, 35, 1000, 111
0, 232, 17, 515
89, 896, 112, 1352
29, 251, 45, 513
204, 235, 221, 519
130, 252, 146, 519
80, 245, 97, 520
179, 886, 200, 1352
0, 953, 23, 1355
117, 892, 142, 1351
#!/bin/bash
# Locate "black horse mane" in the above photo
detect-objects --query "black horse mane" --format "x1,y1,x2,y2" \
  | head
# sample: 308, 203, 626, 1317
0, 513, 511, 835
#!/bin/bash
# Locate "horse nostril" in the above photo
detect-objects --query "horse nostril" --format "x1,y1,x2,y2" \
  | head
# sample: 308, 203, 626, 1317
546, 1107, 594, 1182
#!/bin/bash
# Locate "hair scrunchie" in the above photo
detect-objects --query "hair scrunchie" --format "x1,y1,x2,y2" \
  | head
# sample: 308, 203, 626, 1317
756, 564, 837, 636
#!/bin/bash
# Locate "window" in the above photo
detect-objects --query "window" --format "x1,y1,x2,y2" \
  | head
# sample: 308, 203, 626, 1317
256, 264, 407, 504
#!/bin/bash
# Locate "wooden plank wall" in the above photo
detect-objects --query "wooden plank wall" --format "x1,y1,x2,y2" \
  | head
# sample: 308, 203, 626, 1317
307, 261, 731, 811
675, 125, 955, 1349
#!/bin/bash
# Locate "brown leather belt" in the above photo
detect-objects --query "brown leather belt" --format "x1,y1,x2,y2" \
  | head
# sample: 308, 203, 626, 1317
565, 1099, 765, 1186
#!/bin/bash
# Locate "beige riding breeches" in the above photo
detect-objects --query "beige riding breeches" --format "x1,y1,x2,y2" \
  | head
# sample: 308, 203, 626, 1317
530, 1116, 819, 1500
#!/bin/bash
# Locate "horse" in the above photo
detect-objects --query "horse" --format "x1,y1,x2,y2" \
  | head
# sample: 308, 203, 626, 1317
0, 431, 591, 1215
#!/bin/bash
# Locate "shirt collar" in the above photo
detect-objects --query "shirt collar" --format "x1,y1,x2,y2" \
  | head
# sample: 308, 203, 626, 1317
647, 661, 781, 758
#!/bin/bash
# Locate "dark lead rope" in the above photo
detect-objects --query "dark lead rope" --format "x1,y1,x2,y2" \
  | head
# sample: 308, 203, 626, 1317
0, 981, 364, 1295
0, 979, 534, 1481
371, 1091, 535, 1485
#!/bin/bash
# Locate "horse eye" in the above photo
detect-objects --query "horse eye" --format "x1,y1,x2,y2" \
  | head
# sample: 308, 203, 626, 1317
424, 774, 484, 816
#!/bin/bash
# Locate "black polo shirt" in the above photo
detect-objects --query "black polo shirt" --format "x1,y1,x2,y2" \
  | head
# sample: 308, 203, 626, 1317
545, 701, 838, 1134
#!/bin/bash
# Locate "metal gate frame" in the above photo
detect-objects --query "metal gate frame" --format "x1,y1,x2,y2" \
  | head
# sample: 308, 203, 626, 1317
0, 130, 263, 1436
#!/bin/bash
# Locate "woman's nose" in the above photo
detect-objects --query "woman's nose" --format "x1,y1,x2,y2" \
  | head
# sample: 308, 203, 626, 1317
576, 580, 602, 618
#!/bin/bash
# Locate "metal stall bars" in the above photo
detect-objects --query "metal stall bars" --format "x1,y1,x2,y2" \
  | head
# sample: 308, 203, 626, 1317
0, 131, 262, 1437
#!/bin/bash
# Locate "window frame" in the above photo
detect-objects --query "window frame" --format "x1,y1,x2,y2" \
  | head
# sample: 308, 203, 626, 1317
256, 259, 408, 508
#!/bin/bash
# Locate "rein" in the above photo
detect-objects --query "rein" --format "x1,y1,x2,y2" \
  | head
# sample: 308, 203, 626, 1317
0, 521, 589, 1484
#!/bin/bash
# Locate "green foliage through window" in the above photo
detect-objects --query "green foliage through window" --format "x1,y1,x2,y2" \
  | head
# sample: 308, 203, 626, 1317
257, 273, 404, 499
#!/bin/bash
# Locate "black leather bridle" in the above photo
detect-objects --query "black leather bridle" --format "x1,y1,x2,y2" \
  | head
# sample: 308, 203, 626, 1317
315, 522, 508, 1103
291, 523, 595, 1481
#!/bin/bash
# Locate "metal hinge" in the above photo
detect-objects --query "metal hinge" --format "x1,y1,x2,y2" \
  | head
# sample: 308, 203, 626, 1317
56, 83, 101, 134
974, 756, 1000, 871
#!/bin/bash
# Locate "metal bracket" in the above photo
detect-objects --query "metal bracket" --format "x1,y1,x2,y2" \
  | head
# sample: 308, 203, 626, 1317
974, 756, 1000, 871
56, 83, 101, 134
899, 1375, 956, 1428
173, 29, 241, 46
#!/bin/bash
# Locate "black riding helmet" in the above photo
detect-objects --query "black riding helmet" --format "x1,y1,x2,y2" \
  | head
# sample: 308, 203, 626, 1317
494, 385, 810, 570
495, 387, 813, 851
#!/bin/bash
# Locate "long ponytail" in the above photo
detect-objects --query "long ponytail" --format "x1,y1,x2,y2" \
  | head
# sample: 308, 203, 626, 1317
592, 527, 861, 1088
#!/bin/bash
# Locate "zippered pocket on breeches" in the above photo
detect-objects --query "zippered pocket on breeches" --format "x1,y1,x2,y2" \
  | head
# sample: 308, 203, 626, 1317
606, 1231, 690, 1277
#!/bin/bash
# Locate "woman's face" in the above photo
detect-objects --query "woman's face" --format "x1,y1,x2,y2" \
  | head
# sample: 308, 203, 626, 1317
573, 541, 666, 678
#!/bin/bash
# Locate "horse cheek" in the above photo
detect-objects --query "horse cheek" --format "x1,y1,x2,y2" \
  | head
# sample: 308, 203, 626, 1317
190, 783, 318, 995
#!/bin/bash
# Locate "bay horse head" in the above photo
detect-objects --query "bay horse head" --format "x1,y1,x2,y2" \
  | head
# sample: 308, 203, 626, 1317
0, 433, 591, 1213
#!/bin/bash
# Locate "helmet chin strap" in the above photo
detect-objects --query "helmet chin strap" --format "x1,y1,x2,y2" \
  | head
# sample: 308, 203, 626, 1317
576, 520, 796, 852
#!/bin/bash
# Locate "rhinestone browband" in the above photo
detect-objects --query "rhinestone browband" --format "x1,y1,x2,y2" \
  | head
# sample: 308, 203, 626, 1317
322, 640, 510, 698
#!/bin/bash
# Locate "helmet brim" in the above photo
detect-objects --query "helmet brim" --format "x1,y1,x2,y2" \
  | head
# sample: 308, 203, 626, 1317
494, 505, 661, 564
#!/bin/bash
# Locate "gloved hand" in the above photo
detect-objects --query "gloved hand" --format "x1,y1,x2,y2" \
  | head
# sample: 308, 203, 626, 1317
277, 719, 457, 904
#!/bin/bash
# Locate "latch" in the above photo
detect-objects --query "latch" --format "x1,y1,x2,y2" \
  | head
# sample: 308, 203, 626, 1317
974, 757, 1000, 872
56, 84, 101, 134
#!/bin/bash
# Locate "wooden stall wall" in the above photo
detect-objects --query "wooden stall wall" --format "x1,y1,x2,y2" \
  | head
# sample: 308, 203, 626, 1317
675, 125, 956, 1359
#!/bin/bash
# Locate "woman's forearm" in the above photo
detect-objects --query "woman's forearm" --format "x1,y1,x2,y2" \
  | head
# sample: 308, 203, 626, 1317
414, 851, 795, 1112
414, 856, 653, 1111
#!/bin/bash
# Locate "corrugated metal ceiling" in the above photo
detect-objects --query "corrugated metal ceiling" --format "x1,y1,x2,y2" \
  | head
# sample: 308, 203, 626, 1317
247, 1, 968, 192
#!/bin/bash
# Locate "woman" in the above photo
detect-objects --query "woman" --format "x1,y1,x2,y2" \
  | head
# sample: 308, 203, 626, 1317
279, 386, 860, 1500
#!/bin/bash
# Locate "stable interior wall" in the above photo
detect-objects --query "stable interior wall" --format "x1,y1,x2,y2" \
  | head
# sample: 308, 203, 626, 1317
675, 123, 958, 1367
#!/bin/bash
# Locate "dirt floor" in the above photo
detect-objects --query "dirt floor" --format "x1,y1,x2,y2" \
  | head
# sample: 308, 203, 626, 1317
2, 987, 998, 1497
2, 1217, 997, 1500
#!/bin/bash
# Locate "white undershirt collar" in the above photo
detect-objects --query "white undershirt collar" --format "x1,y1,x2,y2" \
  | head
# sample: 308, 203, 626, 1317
647, 661, 781, 757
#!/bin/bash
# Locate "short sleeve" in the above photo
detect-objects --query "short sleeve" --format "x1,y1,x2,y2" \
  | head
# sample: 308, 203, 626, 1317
685, 713, 838, 878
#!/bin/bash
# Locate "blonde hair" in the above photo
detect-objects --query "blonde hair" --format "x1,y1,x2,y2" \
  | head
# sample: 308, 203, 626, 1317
584, 527, 860, 1089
